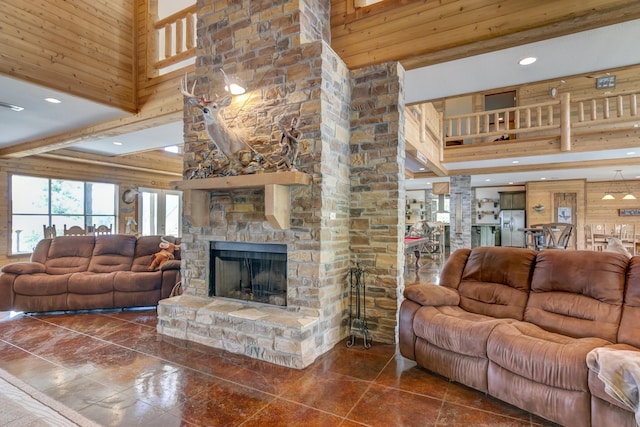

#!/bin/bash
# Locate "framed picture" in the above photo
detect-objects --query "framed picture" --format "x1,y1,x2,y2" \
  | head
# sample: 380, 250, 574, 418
558, 207, 572, 223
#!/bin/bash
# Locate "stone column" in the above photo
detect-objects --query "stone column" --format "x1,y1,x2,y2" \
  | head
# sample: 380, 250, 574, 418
349, 62, 405, 344
449, 175, 472, 251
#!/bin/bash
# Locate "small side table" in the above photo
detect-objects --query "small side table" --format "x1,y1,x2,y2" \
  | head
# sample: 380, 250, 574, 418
347, 263, 371, 349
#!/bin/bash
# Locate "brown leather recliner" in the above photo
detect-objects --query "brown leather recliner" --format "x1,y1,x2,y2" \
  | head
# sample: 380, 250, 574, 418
400, 246, 636, 427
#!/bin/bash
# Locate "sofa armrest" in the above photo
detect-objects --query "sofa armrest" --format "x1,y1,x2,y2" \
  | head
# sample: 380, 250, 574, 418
160, 259, 181, 271
404, 284, 460, 306
0, 262, 46, 275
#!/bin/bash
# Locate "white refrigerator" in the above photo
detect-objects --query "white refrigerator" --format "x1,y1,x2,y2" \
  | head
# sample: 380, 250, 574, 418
500, 210, 525, 247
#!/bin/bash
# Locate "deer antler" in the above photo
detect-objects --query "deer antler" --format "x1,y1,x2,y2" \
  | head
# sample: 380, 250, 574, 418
180, 73, 212, 106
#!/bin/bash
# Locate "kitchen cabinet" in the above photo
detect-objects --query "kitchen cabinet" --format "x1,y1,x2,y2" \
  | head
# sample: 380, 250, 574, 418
499, 192, 526, 210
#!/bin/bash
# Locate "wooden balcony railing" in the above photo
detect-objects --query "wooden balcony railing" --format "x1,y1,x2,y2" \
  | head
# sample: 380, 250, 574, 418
441, 90, 640, 150
148, 3, 197, 75
444, 100, 562, 143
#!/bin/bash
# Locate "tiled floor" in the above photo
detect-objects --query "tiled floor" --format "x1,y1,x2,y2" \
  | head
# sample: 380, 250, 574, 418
0, 253, 558, 427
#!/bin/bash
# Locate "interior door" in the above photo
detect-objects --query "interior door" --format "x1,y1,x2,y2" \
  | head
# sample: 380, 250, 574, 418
554, 192, 577, 249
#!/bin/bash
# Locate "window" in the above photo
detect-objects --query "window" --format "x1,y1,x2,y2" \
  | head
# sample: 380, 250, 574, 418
138, 188, 182, 237
11, 175, 116, 254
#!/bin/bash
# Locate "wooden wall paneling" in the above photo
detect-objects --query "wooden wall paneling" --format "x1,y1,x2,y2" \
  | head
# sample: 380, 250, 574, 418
0, 0, 136, 111
586, 181, 640, 228
526, 180, 586, 249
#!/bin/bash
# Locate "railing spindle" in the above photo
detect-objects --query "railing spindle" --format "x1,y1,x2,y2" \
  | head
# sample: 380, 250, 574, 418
176, 19, 184, 54
578, 102, 585, 122
617, 95, 624, 117
186, 13, 195, 49
164, 23, 172, 59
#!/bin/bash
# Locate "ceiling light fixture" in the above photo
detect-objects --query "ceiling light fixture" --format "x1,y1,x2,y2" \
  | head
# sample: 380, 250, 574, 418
518, 57, 537, 66
45, 97, 61, 104
0, 101, 24, 112
113, 141, 123, 146
602, 170, 636, 200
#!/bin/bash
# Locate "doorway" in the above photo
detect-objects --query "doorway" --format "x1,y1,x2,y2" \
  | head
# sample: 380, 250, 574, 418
139, 188, 182, 237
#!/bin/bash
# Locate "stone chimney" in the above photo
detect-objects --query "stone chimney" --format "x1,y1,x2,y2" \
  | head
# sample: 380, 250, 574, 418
158, 0, 405, 368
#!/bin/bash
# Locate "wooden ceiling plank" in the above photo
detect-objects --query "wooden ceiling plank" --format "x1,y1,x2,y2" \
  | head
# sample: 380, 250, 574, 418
331, 0, 466, 37
401, 3, 640, 69
0, 3, 134, 69
5, 0, 133, 47
332, 0, 640, 69
0, 43, 135, 105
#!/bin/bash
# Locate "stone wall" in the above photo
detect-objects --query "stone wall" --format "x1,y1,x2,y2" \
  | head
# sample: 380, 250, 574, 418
449, 175, 472, 251
349, 63, 405, 344
158, 0, 405, 366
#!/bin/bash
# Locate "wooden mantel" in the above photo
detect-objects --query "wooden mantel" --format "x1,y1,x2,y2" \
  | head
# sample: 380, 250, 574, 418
171, 171, 312, 230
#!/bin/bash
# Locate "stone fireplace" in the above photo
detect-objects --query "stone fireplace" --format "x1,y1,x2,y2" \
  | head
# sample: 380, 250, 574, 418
157, 0, 405, 369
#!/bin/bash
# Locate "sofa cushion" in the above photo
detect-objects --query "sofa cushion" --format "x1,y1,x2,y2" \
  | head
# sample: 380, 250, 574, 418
404, 284, 460, 306
88, 235, 136, 273
114, 271, 162, 292
487, 320, 611, 391
413, 305, 511, 358
525, 250, 627, 342
439, 248, 471, 289
68, 272, 117, 294
619, 256, 640, 347
44, 236, 95, 274
457, 247, 536, 320
13, 273, 71, 296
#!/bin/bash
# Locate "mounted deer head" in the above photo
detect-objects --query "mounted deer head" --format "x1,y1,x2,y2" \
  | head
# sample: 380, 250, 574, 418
180, 72, 251, 159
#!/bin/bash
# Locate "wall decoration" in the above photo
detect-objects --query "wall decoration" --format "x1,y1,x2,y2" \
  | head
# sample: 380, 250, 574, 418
558, 207, 572, 223
620, 209, 640, 216
180, 72, 301, 179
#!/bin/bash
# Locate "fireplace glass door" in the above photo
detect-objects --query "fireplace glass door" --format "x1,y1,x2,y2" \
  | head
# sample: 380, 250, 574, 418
210, 242, 287, 306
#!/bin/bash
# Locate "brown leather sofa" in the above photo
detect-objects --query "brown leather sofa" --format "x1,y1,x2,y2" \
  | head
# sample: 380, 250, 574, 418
0, 234, 181, 313
400, 246, 639, 427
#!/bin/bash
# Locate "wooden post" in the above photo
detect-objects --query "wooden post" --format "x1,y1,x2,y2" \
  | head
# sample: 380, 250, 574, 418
560, 93, 571, 152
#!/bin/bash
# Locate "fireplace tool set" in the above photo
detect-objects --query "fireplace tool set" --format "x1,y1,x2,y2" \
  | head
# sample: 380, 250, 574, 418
347, 262, 371, 349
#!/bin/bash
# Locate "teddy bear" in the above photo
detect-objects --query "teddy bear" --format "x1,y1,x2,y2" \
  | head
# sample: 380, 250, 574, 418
148, 237, 181, 271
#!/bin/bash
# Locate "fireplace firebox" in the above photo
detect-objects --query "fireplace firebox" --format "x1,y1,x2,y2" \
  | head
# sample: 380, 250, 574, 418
209, 242, 287, 306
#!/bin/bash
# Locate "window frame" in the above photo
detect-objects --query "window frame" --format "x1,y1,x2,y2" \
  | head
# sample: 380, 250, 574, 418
10, 174, 117, 255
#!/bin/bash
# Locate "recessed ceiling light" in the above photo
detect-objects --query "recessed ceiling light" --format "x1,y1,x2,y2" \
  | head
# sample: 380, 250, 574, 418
509, 182, 514, 185
519, 57, 537, 66
512, 160, 519, 164
485, 178, 491, 182
113, 141, 123, 146
419, 167, 425, 171
45, 97, 61, 104
164, 145, 179, 153
627, 151, 636, 155
540, 177, 546, 180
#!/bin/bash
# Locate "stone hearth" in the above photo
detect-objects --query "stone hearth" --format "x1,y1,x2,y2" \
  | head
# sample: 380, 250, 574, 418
158, 295, 318, 368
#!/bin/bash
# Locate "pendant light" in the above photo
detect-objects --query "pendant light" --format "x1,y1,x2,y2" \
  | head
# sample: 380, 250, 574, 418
602, 170, 636, 200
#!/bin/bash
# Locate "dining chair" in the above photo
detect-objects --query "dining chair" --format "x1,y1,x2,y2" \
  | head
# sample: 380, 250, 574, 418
93, 224, 113, 235
620, 224, 636, 256
43, 224, 57, 239
63, 225, 87, 236
538, 223, 574, 250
